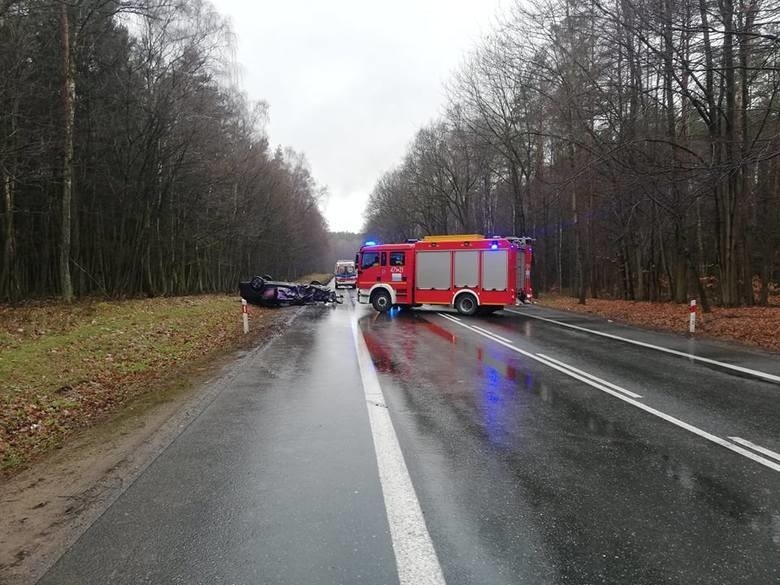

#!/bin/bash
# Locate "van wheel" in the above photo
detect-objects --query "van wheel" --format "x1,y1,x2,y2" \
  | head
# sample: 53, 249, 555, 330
371, 290, 392, 312
455, 293, 478, 316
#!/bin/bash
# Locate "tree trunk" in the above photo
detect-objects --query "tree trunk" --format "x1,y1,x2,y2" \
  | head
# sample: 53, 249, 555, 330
634, 246, 643, 301
719, 0, 740, 307
573, 182, 585, 304
1, 170, 16, 299
689, 252, 711, 313
59, 1, 75, 302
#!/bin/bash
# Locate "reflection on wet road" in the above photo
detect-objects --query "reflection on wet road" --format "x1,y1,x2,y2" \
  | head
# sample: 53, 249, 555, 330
36, 292, 778, 585
357, 306, 779, 585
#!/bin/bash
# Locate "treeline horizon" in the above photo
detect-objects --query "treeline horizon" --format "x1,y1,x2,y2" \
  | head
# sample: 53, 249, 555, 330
1, 0, 331, 303
364, 0, 780, 308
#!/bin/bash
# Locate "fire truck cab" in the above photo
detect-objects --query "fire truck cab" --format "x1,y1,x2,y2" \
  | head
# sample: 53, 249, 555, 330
356, 234, 532, 315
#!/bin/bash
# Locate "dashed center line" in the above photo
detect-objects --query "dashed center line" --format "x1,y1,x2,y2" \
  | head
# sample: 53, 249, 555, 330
537, 353, 642, 399
472, 325, 513, 344
505, 308, 780, 385
437, 313, 780, 473
727, 437, 780, 463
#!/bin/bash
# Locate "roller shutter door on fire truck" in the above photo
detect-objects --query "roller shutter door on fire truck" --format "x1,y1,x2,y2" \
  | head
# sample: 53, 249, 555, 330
416, 251, 451, 290
482, 250, 508, 290
453, 251, 479, 287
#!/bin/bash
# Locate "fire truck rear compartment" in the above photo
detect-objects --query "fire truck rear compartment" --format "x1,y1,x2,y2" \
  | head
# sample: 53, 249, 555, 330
415, 250, 509, 294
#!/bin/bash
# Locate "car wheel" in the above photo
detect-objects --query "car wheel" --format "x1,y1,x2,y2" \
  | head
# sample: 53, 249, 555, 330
371, 290, 392, 313
455, 293, 478, 316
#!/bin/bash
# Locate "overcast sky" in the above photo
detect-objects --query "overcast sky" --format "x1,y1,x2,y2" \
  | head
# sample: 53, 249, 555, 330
211, 0, 509, 233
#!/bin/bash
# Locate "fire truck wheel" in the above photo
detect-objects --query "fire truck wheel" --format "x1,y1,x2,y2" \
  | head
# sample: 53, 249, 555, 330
455, 293, 478, 316
371, 290, 392, 312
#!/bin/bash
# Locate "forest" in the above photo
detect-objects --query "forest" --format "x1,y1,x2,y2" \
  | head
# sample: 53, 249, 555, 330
364, 0, 780, 307
0, 0, 330, 302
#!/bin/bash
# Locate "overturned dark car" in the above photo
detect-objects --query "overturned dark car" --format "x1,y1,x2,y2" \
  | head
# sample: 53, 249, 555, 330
239, 275, 339, 307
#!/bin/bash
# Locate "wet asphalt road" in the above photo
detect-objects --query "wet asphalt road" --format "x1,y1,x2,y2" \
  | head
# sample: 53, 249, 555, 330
39, 292, 779, 584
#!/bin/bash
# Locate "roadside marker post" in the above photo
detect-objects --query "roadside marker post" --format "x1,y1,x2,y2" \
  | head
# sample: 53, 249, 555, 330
689, 299, 696, 334
242, 298, 249, 334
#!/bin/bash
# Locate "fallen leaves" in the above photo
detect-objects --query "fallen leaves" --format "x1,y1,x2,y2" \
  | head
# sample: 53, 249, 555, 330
539, 295, 780, 352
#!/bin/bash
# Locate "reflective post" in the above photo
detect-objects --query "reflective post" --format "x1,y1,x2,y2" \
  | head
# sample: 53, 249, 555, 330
242, 298, 249, 334
689, 299, 696, 334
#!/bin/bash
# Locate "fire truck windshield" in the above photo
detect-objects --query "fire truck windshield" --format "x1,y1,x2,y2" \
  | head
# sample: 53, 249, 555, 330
361, 252, 380, 269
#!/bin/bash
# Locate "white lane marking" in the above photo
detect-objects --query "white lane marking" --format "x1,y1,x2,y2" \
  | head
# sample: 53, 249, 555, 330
727, 437, 780, 463
437, 313, 780, 472
350, 316, 447, 585
536, 353, 643, 399
471, 325, 514, 344
505, 309, 780, 385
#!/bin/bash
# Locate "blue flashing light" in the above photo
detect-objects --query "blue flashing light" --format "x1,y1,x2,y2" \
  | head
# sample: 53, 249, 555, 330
364, 240, 377, 246
490, 243, 499, 250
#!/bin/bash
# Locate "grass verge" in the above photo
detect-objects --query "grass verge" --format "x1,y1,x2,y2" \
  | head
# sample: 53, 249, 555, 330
537, 295, 780, 353
0, 295, 268, 475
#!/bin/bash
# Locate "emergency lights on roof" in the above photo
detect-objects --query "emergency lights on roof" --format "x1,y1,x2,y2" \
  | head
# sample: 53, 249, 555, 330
364, 241, 377, 246
490, 241, 499, 250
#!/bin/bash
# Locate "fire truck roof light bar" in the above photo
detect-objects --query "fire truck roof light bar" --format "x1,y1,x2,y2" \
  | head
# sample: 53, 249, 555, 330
422, 234, 484, 242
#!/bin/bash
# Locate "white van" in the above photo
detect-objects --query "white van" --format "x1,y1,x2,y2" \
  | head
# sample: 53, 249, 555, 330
334, 260, 357, 289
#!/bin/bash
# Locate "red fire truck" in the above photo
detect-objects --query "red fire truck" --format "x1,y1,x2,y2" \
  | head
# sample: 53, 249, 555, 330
356, 234, 533, 315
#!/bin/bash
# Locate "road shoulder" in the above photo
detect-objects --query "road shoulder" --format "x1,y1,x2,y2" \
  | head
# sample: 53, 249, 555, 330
0, 309, 301, 585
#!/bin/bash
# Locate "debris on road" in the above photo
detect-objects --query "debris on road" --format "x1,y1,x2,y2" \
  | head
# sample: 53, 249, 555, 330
239, 275, 340, 307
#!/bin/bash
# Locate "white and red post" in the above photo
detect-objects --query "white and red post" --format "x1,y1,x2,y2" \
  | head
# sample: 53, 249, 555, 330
242, 298, 249, 334
689, 299, 696, 334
